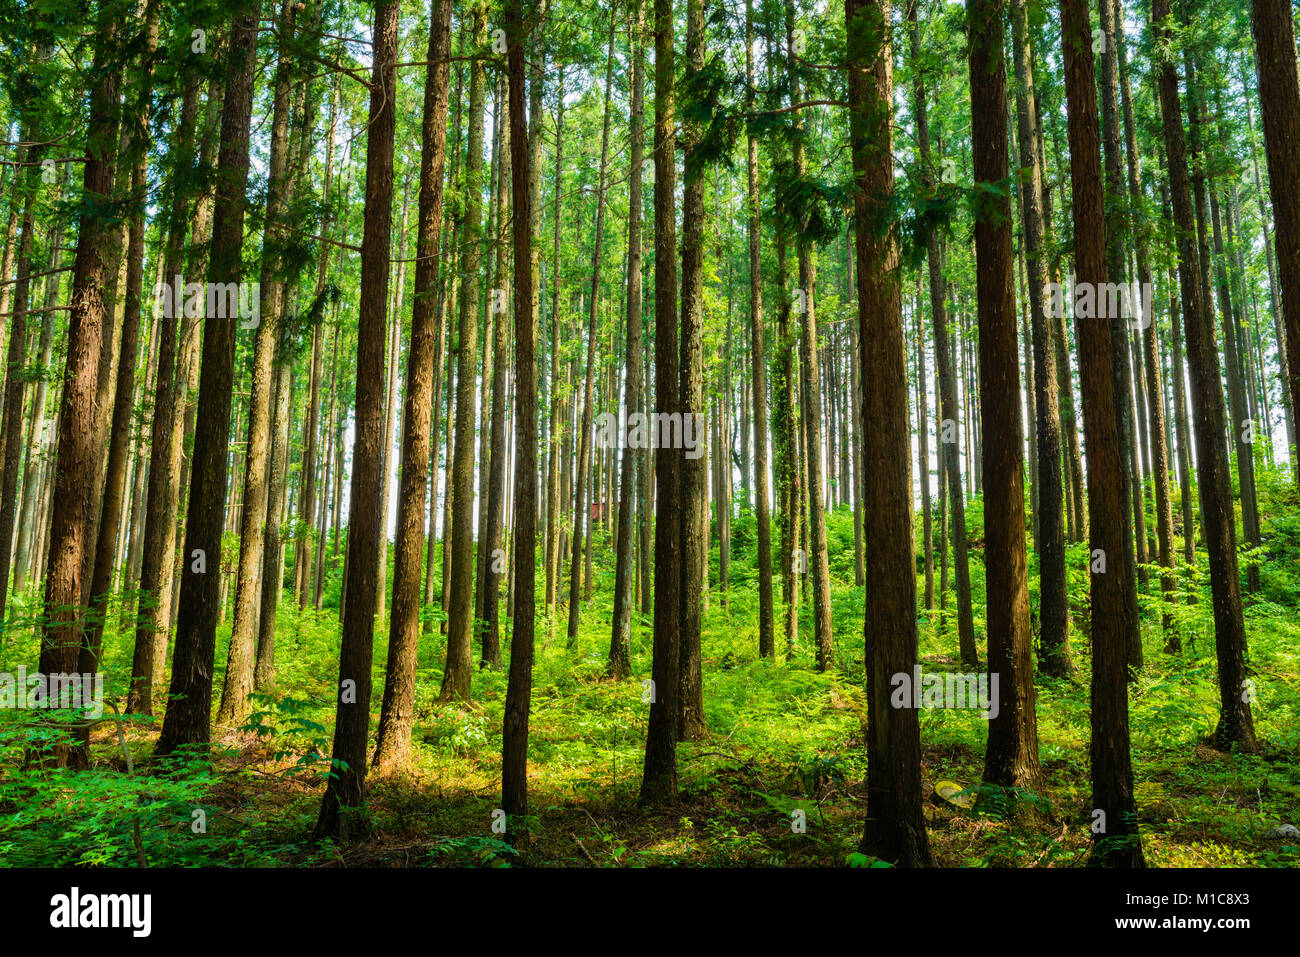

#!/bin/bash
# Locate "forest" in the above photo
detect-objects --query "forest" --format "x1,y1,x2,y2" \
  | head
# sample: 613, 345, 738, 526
0, 0, 1297, 876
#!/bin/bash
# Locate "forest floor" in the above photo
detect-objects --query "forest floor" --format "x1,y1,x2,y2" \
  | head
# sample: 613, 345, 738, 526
3, 473, 1299, 867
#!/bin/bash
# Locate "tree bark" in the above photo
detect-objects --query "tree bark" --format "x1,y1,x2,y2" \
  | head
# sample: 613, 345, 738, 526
373, 0, 452, 772
0, 133, 39, 635
217, 0, 297, 726
566, 7, 617, 647
1099, 0, 1144, 670
154, 1, 261, 759
610, 0, 647, 679
36, 6, 123, 769
850, 0, 932, 867
1011, 0, 1071, 676
1117, 9, 1176, 639
910, 25, 976, 669
314, 0, 399, 840
640, 0, 681, 805
1062, 0, 1144, 866
786, 0, 834, 672
480, 84, 513, 668
1151, 0, 1257, 754
501, 0, 538, 841
1251, 0, 1300, 486
441, 1, 488, 703
676, 0, 708, 738
969, 0, 1043, 796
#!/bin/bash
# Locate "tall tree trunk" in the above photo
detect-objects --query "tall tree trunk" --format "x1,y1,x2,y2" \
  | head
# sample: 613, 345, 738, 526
567, 7, 617, 646
166, 76, 220, 647
786, 0, 834, 672
543, 79, 565, 621
1166, 246, 1196, 576
910, 25, 976, 669
80, 131, 129, 616
0, 133, 39, 634
1061, 0, 1144, 866
773, 238, 801, 657
849, 235, 866, 589
1046, 155, 1088, 547
1240, 54, 1296, 481
501, 0, 538, 841
916, 284, 934, 610
153, 1, 261, 758
1117, 9, 1176, 639
1151, 0, 1257, 754
377, 182, 410, 624
849, 0, 931, 868
37, 6, 123, 770
1011, 0, 1071, 675
314, 319, 341, 611
969, 0, 1042, 797
1099, 0, 1144, 670
481, 87, 513, 668
441, 1, 488, 703
1251, 0, 1300, 485
314, 0, 399, 839
610, 0, 647, 679
82, 6, 158, 707
13, 178, 66, 593
255, 343, 293, 689
475, 95, 502, 636
294, 86, 339, 611
422, 63, 456, 629
640, 0, 681, 805
373, 0, 452, 772
217, 0, 298, 726
119, 291, 157, 610
743, 7, 769, 647
675, 0, 708, 738
1209, 185, 1261, 595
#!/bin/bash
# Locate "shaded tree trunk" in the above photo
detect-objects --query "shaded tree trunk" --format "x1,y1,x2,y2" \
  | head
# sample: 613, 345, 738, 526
1062, 0, 1144, 866
441, 2, 489, 703
1151, 0, 1257, 754
849, 0, 932, 868
1011, 0, 1071, 676
567, 8, 617, 646
786, 0, 834, 672
501, 0, 538, 841
1117, 9, 1176, 639
217, 0, 298, 726
909, 21, 976, 669
1099, 0, 1144, 670
610, 0, 647, 679
154, 0, 262, 759
0, 133, 39, 634
969, 0, 1042, 796
640, 0, 681, 805
1251, 0, 1300, 485
314, 0, 399, 839
34, 9, 122, 766
480, 86, 512, 669
676, 0, 708, 738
